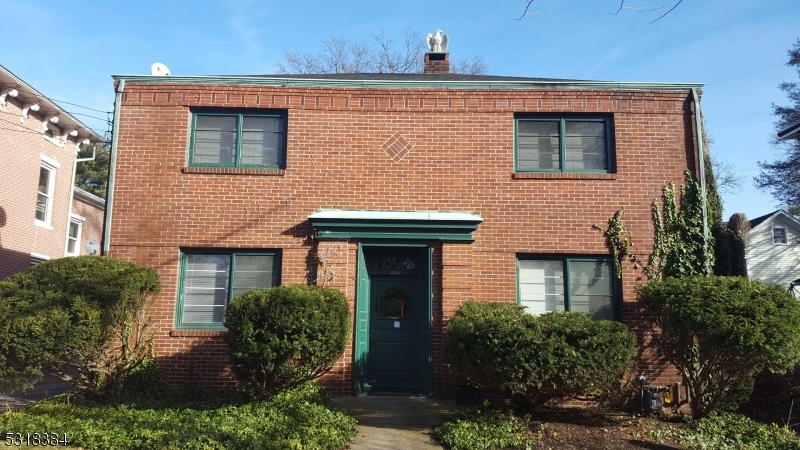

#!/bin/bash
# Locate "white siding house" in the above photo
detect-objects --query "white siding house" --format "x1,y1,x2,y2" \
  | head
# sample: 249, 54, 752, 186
746, 210, 800, 295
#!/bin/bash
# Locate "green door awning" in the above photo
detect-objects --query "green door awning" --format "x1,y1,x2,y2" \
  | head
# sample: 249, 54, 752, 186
308, 210, 483, 242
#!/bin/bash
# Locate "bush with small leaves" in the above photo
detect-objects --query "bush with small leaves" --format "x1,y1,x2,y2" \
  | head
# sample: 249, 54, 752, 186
444, 301, 636, 408
0, 256, 161, 396
637, 276, 800, 420
225, 285, 350, 398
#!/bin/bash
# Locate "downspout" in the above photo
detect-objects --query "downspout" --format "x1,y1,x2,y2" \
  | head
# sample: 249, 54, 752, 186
691, 87, 711, 275
65, 143, 96, 255
102, 79, 124, 255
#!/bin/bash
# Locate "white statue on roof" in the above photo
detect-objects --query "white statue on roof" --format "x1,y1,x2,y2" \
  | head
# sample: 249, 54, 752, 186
426, 30, 448, 53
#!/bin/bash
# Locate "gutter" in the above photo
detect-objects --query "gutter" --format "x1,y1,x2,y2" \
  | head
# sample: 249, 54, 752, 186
111, 74, 704, 92
65, 146, 95, 256
691, 88, 711, 274
102, 80, 124, 255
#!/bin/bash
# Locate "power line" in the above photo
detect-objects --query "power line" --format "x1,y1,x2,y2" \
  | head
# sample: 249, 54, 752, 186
44, 97, 111, 114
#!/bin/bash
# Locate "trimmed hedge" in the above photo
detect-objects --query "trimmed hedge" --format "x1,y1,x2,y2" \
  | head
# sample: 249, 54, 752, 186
638, 276, 800, 419
444, 301, 636, 407
0, 256, 161, 395
225, 285, 350, 398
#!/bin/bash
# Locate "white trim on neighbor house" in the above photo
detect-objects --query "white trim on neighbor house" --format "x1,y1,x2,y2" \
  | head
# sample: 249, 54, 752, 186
778, 121, 800, 140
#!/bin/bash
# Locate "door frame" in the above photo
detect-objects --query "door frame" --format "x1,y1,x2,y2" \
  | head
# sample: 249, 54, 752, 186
354, 241, 432, 396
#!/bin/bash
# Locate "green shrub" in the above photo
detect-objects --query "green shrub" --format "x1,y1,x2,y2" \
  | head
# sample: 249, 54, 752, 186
444, 301, 636, 407
225, 285, 350, 398
637, 276, 800, 419
675, 413, 800, 450
0, 382, 357, 450
0, 256, 161, 396
433, 408, 534, 450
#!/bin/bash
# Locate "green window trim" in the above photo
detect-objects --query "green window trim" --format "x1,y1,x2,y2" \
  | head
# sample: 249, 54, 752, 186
514, 115, 615, 173
188, 109, 287, 169
176, 249, 282, 330
516, 255, 621, 321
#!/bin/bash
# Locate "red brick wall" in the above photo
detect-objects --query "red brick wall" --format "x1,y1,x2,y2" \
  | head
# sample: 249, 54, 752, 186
0, 97, 80, 279
109, 82, 698, 394
71, 195, 104, 255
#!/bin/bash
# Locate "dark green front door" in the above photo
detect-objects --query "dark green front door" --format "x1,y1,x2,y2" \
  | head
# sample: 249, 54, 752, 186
361, 246, 430, 394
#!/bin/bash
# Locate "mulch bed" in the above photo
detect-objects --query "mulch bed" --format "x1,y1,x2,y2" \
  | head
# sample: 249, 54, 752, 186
523, 407, 688, 450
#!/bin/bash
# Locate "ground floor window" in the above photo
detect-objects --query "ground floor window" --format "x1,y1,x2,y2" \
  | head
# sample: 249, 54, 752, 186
65, 216, 84, 256
517, 256, 617, 320
177, 250, 281, 329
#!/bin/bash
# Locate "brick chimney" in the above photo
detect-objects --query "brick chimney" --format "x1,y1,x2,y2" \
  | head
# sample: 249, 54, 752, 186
424, 52, 449, 74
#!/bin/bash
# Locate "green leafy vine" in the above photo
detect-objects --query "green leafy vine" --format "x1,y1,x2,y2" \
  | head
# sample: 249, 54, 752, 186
593, 207, 641, 278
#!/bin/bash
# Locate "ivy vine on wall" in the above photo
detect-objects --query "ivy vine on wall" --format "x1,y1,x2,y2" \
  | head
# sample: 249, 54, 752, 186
593, 207, 640, 278
645, 170, 714, 280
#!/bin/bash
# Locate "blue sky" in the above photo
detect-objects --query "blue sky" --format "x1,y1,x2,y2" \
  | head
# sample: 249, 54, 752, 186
2, 0, 798, 220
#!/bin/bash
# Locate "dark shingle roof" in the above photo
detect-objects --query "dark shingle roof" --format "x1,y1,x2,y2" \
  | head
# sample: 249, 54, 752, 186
224, 73, 587, 83
749, 211, 780, 228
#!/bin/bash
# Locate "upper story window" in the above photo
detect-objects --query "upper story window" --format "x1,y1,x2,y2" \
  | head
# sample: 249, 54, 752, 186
189, 110, 287, 169
515, 116, 613, 173
35, 156, 59, 227
177, 250, 281, 329
773, 226, 788, 245
517, 256, 618, 321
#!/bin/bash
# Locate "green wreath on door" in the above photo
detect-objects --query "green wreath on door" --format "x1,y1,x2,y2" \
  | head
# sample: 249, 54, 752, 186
377, 287, 408, 317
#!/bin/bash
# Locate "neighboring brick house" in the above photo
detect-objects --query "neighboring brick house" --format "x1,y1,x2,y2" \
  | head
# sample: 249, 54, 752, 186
105, 52, 709, 398
0, 65, 103, 280
70, 188, 105, 257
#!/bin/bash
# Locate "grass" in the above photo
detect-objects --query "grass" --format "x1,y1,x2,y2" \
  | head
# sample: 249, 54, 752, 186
0, 382, 356, 450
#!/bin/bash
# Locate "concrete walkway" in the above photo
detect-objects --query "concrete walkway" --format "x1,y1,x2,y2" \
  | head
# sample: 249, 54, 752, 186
333, 396, 464, 450
1, 382, 72, 413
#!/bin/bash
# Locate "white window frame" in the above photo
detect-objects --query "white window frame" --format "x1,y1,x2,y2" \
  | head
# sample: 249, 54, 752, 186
35, 155, 59, 229
65, 214, 85, 256
772, 226, 789, 245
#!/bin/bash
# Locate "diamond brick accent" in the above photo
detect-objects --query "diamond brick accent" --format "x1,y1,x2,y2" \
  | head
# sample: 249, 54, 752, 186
382, 132, 412, 162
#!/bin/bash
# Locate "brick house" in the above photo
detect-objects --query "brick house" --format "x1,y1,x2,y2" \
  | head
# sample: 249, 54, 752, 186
0, 65, 103, 280
105, 52, 708, 397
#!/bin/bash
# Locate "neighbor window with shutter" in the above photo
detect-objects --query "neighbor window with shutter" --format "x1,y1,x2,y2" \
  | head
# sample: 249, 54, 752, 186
189, 110, 287, 169
176, 250, 281, 329
515, 116, 613, 172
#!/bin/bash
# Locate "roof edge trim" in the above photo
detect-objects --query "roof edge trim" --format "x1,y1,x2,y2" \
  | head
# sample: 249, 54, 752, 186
111, 75, 704, 91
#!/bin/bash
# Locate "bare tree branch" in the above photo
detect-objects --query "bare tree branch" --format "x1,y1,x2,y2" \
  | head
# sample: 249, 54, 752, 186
650, 0, 683, 23
520, 0, 683, 21
451, 56, 489, 75
517, 0, 536, 20
712, 157, 744, 196
274, 24, 486, 75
